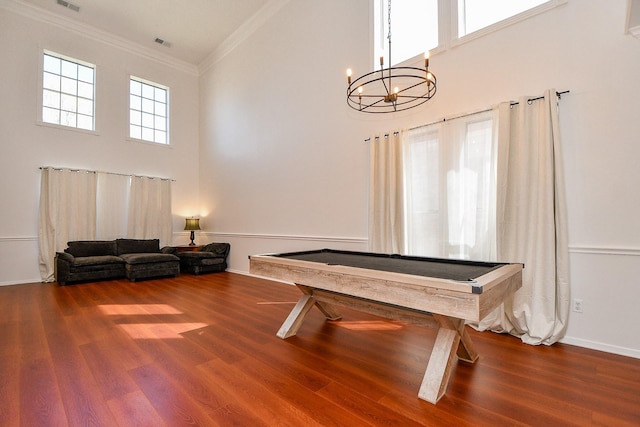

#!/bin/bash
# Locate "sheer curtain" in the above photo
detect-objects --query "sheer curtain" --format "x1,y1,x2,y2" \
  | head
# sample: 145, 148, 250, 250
128, 176, 173, 246
478, 90, 570, 345
403, 109, 498, 259
96, 172, 130, 240
369, 132, 405, 253
38, 168, 97, 282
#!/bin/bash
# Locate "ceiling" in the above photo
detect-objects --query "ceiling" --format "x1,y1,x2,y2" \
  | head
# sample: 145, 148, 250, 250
20, 0, 272, 65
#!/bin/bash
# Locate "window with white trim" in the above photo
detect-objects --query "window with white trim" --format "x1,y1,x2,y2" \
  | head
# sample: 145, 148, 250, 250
373, 0, 438, 67
458, 0, 549, 37
373, 0, 558, 68
42, 51, 95, 131
129, 77, 169, 145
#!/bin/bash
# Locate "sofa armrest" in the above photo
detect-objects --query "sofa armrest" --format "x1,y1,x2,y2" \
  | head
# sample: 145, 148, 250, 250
56, 251, 75, 264
161, 246, 177, 254
199, 242, 230, 258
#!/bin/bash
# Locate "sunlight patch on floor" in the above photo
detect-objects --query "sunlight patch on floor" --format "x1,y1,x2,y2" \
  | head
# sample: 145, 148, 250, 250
331, 320, 406, 331
98, 304, 183, 315
97, 304, 206, 339
117, 322, 209, 339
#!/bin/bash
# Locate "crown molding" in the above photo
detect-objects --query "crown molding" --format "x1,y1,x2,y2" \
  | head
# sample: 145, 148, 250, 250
0, 0, 198, 75
198, 0, 291, 75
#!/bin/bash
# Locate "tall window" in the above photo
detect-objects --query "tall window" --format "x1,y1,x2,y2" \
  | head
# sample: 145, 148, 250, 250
129, 77, 169, 144
373, 0, 438, 67
403, 111, 497, 260
372, 0, 558, 67
42, 51, 95, 131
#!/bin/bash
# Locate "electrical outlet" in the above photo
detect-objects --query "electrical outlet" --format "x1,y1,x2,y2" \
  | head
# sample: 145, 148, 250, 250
572, 298, 583, 313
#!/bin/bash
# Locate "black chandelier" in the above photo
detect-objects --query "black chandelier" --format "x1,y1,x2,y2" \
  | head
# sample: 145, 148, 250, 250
346, 0, 436, 113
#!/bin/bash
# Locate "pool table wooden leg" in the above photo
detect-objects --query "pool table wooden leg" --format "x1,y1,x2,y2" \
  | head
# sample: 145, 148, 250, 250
418, 315, 478, 403
276, 294, 316, 339
276, 286, 342, 339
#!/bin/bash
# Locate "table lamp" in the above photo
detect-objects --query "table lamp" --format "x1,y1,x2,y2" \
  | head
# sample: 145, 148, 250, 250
184, 218, 200, 246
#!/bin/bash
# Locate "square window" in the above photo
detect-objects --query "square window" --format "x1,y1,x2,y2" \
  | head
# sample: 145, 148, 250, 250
41, 51, 95, 131
129, 77, 169, 144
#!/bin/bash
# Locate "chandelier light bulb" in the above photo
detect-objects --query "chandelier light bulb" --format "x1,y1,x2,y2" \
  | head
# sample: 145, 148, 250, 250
347, 68, 352, 84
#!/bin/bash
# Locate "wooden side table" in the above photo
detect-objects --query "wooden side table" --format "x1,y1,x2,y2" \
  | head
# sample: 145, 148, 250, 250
175, 245, 203, 253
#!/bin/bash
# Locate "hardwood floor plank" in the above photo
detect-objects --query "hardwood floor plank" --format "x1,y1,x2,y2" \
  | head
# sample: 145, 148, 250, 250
198, 357, 326, 427
316, 381, 429, 427
128, 363, 221, 427
41, 296, 119, 426
0, 354, 20, 426
235, 355, 375, 427
107, 390, 167, 427
79, 340, 139, 401
1, 275, 638, 426
19, 357, 68, 426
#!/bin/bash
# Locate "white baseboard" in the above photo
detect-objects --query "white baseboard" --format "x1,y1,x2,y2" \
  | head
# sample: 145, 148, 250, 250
560, 336, 640, 359
0, 279, 42, 286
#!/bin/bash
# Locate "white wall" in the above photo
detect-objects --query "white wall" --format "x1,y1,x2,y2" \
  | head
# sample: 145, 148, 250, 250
199, 0, 640, 357
0, 5, 201, 285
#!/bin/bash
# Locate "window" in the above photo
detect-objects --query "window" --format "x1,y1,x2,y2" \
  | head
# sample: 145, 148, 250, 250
42, 51, 95, 131
403, 111, 497, 260
129, 77, 169, 144
458, 0, 550, 37
373, 0, 438, 67
372, 0, 559, 67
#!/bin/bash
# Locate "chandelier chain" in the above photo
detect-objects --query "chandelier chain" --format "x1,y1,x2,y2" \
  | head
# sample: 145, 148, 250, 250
387, 0, 392, 41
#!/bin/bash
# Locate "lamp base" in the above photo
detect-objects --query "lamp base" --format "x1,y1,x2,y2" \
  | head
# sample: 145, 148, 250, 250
189, 230, 196, 246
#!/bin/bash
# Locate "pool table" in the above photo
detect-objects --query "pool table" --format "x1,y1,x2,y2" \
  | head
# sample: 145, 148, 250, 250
249, 249, 523, 404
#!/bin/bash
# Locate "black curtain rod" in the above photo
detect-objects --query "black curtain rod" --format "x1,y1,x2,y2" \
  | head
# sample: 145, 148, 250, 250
365, 90, 570, 142
511, 90, 570, 106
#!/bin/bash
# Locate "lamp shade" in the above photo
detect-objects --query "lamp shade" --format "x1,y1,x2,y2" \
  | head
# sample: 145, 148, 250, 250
184, 218, 201, 231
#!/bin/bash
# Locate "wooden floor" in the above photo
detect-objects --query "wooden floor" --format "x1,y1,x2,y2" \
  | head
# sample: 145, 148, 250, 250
1, 273, 638, 426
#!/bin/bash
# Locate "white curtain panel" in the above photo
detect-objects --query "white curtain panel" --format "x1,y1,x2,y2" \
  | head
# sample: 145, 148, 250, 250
403, 110, 498, 260
127, 176, 173, 246
477, 89, 570, 345
96, 172, 131, 240
368, 132, 405, 253
38, 168, 97, 282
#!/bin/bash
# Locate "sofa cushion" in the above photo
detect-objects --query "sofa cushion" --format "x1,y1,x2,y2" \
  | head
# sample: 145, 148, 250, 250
178, 252, 225, 267
66, 240, 117, 257
116, 239, 160, 255
119, 253, 179, 265
73, 255, 124, 267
